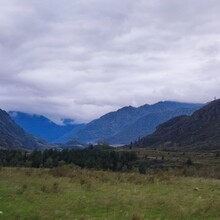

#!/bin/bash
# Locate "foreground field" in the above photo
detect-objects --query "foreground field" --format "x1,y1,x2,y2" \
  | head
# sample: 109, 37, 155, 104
0, 167, 220, 220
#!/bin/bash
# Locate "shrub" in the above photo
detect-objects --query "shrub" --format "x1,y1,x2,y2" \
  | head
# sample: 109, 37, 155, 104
131, 212, 143, 220
138, 162, 147, 174
40, 185, 48, 193
16, 183, 28, 194
52, 182, 59, 193
186, 158, 193, 166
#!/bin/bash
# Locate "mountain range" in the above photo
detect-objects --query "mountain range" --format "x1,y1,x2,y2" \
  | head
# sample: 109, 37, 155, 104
3, 99, 220, 151
0, 109, 49, 150
67, 101, 202, 144
137, 99, 220, 150
1, 101, 203, 150
9, 112, 85, 143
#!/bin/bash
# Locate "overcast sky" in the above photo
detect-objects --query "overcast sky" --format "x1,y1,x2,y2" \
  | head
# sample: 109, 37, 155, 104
1, 0, 220, 123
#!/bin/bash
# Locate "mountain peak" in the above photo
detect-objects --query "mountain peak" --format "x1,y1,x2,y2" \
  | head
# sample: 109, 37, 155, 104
117, 105, 136, 112
192, 98, 220, 121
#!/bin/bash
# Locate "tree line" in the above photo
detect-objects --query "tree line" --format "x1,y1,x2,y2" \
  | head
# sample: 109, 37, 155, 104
0, 148, 138, 171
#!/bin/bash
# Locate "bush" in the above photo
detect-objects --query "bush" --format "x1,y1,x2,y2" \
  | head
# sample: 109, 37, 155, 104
186, 158, 193, 166
52, 182, 59, 193
138, 162, 147, 174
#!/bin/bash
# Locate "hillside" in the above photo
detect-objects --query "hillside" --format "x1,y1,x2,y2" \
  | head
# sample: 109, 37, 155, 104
106, 108, 198, 144
9, 112, 85, 143
138, 99, 220, 150
69, 101, 202, 144
0, 109, 49, 150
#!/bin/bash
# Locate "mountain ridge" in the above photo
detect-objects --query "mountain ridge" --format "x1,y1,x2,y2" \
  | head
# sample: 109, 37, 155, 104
0, 109, 49, 150
137, 99, 220, 150
68, 101, 203, 144
9, 111, 85, 143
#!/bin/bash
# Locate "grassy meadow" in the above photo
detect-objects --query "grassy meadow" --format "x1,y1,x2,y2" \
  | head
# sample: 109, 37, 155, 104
0, 164, 220, 220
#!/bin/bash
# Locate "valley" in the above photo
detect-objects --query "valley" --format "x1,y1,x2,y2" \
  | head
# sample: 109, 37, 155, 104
1, 1, 220, 219
0, 100, 220, 219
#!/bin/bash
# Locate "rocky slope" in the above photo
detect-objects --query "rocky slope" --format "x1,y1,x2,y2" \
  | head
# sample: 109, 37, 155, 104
9, 112, 85, 143
0, 109, 49, 150
138, 99, 220, 150
69, 101, 202, 144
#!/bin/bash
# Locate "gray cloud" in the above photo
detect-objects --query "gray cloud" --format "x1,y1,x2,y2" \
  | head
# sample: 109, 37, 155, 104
1, 0, 220, 123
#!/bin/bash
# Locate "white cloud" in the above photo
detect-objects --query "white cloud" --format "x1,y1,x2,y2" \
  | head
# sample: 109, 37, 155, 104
1, 0, 220, 123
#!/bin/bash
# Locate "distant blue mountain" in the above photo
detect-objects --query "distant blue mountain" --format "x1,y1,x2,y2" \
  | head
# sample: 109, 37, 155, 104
0, 109, 49, 150
68, 101, 203, 145
9, 112, 85, 143
8, 101, 203, 146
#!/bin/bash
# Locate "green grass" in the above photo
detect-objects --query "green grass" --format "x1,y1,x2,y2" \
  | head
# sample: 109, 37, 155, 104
0, 167, 219, 220
119, 148, 220, 178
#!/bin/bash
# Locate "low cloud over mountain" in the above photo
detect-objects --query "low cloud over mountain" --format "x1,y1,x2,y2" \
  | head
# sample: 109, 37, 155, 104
1, 0, 220, 122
